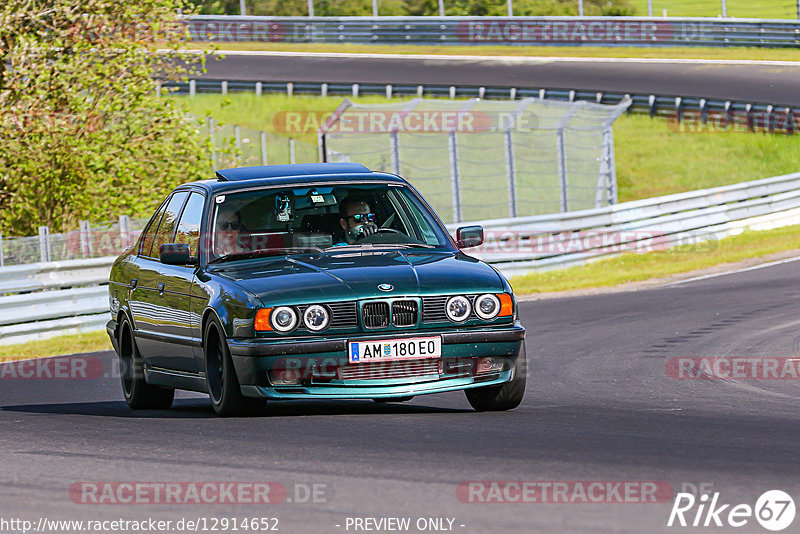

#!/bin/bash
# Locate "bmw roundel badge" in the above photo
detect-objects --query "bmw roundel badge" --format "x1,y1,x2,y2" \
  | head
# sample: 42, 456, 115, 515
378, 284, 394, 292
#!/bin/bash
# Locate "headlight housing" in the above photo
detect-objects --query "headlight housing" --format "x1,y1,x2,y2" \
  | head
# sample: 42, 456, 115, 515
475, 294, 501, 320
270, 306, 298, 332
303, 304, 330, 331
445, 296, 472, 322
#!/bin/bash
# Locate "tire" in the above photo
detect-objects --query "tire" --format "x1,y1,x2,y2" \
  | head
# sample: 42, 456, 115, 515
117, 318, 174, 410
465, 344, 527, 412
373, 396, 414, 403
204, 317, 266, 417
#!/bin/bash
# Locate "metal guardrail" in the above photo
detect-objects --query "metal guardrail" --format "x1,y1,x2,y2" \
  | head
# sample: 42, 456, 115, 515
2, 171, 800, 344
185, 15, 800, 48
167, 79, 799, 131
447, 171, 800, 276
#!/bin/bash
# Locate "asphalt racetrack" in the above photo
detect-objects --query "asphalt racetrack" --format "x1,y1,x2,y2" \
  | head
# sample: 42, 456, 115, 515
200, 51, 800, 106
3, 258, 800, 533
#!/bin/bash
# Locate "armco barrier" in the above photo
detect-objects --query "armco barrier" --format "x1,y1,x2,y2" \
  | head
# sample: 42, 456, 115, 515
2, 171, 800, 344
185, 16, 800, 48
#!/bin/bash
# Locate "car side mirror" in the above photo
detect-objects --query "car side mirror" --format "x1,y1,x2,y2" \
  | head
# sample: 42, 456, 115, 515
159, 243, 194, 265
456, 225, 484, 248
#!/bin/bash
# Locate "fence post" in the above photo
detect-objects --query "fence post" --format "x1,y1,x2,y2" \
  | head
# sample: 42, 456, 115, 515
507, 0, 513, 16
390, 130, 401, 175
119, 215, 131, 250
189, 79, 196, 97
255, 82, 262, 96
721, 0, 727, 17
0, 233, 4, 267
372, 0, 378, 16
578, 0, 584, 16
289, 138, 296, 164
260, 131, 268, 165
234, 125, 241, 165
321, 83, 328, 98
606, 127, 618, 204
307, 0, 314, 16
79, 220, 92, 257
208, 117, 217, 170
556, 128, 568, 213
438, 0, 444, 16
448, 130, 462, 224
221, 80, 228, 95
38, 226, 51, 263
503, 128, 517, 218
648, 0, 653, 16
287, 82, 294, 97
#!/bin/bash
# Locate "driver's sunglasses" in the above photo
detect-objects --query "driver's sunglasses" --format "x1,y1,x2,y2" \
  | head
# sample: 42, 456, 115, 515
349, 213, 375, 223
218, 221, 240, 230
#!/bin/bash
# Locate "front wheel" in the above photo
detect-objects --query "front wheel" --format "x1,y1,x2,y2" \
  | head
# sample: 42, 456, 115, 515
204, 317, 265, 417
465, 344, 527, 412
118, 318, 174, 410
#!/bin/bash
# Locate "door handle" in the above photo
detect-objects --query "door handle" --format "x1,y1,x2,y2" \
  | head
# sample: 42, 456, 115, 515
130, 278, 137, 289
157, 282, 165, 295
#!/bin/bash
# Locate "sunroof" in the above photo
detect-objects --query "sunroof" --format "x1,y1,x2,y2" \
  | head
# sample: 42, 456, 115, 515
215, 163, 372, 181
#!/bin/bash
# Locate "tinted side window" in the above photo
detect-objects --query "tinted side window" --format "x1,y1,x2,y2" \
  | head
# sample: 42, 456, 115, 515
150, 191, 189, 259
139, 199, 169, 256
174, 192, 205, 257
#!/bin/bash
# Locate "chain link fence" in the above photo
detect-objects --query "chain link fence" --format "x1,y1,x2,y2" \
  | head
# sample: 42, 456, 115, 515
0, 217, 148, 267
320, 97, 630, 223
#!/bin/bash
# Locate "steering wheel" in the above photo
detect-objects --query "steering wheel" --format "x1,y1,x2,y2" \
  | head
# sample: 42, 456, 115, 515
376, 227, 403, 234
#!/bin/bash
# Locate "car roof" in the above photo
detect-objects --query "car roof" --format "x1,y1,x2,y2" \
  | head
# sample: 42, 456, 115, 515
178, 163, 408, 195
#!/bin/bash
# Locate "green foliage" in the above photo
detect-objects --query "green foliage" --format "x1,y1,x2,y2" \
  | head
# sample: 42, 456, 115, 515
0, 0, 214, 236
188, 0, 636, 16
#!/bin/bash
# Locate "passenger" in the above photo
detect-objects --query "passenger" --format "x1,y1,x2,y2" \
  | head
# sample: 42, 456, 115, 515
214, 209, 243, 256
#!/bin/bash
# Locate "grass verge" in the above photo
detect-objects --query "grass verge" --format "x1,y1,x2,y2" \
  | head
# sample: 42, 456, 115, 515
0, 330, 111, 362
175, 93, 800, 202
511, 224, 800, 294
192, 42, 800, 62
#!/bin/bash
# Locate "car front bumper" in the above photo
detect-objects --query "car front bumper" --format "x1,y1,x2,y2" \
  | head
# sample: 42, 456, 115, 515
227, 323, 525, 400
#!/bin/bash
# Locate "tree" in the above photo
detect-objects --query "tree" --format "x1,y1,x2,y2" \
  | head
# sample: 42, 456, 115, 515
0, 0, 213, 236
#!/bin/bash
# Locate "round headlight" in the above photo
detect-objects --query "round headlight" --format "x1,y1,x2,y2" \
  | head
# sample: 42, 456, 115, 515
303, 305, 330, 331
445, 296, 472, 322
475, 294, 501, 320
271, 306, 297, 332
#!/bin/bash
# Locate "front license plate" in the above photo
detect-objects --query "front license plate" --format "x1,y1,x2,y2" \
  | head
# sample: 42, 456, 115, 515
348, 336, 442, 364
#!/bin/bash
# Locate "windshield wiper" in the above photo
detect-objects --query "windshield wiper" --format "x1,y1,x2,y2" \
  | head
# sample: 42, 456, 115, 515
324, 243, 437, 252
207, 247, 322, 264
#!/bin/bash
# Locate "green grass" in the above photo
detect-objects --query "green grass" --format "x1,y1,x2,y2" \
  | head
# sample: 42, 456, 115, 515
195, 42, 800, 61
511, 224, 800, 294
0, 331, 111, 361
614, 114, 800, 201
175, 93, 800, 202
630, 0, 796, 19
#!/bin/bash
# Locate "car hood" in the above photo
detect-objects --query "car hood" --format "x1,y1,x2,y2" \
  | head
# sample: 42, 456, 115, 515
209, 250, 505, 306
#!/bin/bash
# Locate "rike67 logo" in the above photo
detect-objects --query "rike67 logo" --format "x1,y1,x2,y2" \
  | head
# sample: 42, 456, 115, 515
668, 490, 795, 531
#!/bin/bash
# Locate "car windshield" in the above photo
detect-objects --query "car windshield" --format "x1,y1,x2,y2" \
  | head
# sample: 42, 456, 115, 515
209, 182, 453, 262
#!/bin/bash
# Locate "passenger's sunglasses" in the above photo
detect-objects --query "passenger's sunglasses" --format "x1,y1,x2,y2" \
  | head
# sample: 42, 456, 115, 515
348, 213, 375, 223
218, 221, 240, 230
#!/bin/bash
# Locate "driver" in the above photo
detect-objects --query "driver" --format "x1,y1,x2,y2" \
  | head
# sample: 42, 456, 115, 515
338, 197, 378, 245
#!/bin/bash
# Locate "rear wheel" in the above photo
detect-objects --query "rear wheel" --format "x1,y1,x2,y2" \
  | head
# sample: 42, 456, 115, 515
118, 318, 174, 410
465, 344, 527, 412
204, 317, 265, 417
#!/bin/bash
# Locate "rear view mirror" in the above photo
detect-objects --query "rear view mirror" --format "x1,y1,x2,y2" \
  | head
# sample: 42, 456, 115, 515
456, 225, 484, 248
159, 243, 194, 265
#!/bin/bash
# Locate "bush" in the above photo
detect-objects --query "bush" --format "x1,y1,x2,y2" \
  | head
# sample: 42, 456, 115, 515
0, 1, 213, 236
